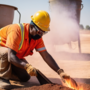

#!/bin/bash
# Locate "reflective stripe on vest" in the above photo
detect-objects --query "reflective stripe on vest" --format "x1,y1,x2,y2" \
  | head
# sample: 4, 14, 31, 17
0, 37, 1, 43
36, 47, 46, 52
17, 23, 24, 50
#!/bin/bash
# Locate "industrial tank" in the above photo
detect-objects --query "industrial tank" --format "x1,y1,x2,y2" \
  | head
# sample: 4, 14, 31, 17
49, 0, 83, 52
0, 4, 21, 28
49, 0, 82, 25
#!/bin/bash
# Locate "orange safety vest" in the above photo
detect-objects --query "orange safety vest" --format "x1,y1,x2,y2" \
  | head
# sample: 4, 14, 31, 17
0, 24, 24, 51
0, 23, 46, 59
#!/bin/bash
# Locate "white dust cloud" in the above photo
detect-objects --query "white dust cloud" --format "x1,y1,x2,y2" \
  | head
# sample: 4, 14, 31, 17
28, 0, 82, 60
43, 0, 80, 54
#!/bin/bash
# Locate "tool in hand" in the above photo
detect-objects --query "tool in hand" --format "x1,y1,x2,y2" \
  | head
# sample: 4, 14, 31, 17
36, 69, 52, 85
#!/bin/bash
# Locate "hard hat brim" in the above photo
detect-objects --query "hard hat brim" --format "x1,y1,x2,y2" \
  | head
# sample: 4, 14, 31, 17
31, 16, 50, 32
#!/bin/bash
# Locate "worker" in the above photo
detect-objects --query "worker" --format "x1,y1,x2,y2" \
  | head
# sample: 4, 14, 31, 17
0, 10, 70, 89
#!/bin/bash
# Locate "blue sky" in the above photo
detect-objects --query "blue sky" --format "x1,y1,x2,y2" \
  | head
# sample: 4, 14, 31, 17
80, 0, 90, 28
0, 0, 90, 28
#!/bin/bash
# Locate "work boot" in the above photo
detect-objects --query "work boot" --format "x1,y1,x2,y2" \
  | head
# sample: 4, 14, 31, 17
0, 78, 12, 90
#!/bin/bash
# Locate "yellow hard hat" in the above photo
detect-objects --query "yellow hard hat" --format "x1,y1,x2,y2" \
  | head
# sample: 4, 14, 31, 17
31, 10, 50, 32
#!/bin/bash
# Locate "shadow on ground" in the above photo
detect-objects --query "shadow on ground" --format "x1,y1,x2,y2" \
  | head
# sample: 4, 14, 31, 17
74, 78, 90, 84
9, 76, 90, 90
55, 52, 90, 60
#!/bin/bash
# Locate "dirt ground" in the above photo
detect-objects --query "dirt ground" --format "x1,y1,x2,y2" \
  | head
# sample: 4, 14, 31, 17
12, 84, 74, 90
1, 30, 90, 90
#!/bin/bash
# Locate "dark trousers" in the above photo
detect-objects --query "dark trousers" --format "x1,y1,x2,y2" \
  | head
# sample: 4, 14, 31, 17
11, 64, 30, 82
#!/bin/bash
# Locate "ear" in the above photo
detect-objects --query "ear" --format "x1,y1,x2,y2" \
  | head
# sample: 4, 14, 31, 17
30, 24, 34, 31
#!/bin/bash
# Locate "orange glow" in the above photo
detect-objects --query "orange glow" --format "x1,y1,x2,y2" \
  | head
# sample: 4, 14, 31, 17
63, 78, 83, 90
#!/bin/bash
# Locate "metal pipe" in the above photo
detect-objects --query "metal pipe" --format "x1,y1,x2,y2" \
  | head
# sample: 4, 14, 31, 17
16, 9, 21, 23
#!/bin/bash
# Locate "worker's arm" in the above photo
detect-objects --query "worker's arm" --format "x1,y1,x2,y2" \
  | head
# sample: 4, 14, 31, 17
39, 50, 70, 82
8, 48, 37, 76
39, 50, 60, 72
8, 48, 27, 69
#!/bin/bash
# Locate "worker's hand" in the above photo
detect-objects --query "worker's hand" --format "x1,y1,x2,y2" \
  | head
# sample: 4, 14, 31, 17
25, 64, 37, 76
57, 69, 70, 83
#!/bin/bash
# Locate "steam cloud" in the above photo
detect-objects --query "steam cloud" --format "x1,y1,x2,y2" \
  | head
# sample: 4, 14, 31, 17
43, 0, 80, 53
28, 0, 81, 61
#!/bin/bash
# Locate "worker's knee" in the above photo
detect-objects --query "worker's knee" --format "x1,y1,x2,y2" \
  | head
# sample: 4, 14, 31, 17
11, 64, 31, 82
0, 47, 8, 55
20, 75, 31, 82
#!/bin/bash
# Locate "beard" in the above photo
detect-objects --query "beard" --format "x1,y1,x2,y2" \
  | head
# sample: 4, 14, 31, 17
31, 34, 41, 40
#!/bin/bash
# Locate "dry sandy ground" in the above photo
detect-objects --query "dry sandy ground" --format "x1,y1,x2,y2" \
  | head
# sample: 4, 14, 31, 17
1, 30, 90, 90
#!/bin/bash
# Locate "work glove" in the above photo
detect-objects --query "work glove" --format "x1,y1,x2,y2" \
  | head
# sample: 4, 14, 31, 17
57, 69, 70, 83
25, 64, 37, 76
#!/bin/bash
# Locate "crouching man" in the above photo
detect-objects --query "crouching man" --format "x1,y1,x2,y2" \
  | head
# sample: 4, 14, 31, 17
0, 10, 70, 89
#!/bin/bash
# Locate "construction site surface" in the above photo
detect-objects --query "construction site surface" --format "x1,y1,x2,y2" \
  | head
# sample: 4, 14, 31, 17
0, 30, 90, 90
